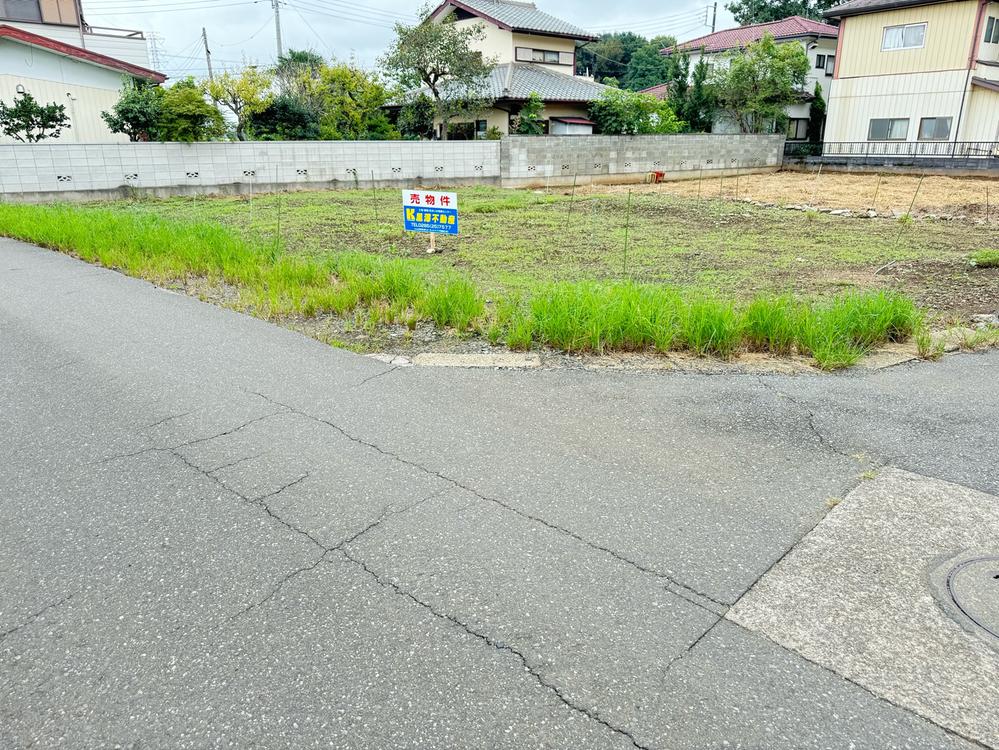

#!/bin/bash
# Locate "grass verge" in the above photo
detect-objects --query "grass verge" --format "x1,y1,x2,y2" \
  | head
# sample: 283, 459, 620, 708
969, 249, 999, 268
0, 202, 926, 370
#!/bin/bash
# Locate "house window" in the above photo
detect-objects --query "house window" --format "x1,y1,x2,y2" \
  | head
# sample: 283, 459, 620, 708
815, 53, 826, 69
985, 17, 999, 44
475, 119, 488, 139
0, 0, 42, 21
882, 22, 926, 50
868, 118, 909, 140
824, 54, 835, 75
787, 118, 809, 140
918, 117, 952, 140
515, 47, 573, 65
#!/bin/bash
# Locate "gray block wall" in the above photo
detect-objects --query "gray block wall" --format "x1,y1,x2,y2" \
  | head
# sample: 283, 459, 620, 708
0, 135, 785, 201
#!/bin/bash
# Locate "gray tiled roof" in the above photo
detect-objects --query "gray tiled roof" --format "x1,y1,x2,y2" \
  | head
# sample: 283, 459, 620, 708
397, 64, 608, 105
824, 0, 952, 17
449, 0, 598, 40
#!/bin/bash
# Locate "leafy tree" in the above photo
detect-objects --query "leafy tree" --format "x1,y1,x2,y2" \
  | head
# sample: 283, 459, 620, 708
623, 36, 675, 91
102, 79, 164, 141
0, 92, 70, 142
302, 63, 398, 140
589, 88, 684, 134
397, 92, 435, 139
807, 81, 826, 142
273, 49, 324, 91
205, 67, 274, 140
381, 11, 496, 140
726, 0, 837, 25
249, 94, 320, 140
710, 34, 809, 133
158, 77, 225, 142
665, 53, 716, 132
577, 32, 646, 84
511, 92, 545, 135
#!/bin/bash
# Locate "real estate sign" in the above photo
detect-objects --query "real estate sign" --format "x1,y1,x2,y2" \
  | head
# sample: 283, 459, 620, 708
402, 190, 459, 235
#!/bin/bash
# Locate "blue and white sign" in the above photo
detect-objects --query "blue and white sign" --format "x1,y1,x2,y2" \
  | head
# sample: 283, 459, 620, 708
402, 190, 459, 235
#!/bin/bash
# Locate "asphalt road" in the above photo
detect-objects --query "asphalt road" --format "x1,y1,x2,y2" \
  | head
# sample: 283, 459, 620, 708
2, 238, 997, 749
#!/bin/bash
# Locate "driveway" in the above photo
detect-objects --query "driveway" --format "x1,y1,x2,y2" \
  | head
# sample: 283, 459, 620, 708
2, 238, 997, 749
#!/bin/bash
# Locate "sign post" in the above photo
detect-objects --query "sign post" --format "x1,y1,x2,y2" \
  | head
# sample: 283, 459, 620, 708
402, 190, 459, 253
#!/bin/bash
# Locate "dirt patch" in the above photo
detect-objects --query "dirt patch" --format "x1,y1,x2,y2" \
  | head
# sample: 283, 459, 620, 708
595, 171, 999, 219
884, 260, 999, 319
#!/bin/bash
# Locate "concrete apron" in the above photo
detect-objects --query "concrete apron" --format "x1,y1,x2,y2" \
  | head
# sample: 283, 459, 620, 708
728, 468, 999, 748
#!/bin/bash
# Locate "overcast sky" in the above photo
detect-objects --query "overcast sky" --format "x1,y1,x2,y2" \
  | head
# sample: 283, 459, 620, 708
80, 0, 736, 80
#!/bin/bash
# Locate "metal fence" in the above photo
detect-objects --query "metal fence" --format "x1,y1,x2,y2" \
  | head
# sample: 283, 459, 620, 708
785, 141, 999, 160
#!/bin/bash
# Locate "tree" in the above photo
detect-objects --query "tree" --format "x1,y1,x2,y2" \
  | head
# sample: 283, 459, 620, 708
249, 94, 320, 140
300, 62, 398, 140
807, 81, 826, 142
623, 36, 675, 91
577, 32, 646, 85
205, 67, 274, 140
710, 34, 809, 133
726, 0, 837, 25
666, 54, 716, 132
511, 92, 545, 135
102, 79, 164, 141
381, 12, 496, 140
158, 78, 225, 142
0, 92, 70, 142
397, 92, 435, 139
589, 88, 684, 134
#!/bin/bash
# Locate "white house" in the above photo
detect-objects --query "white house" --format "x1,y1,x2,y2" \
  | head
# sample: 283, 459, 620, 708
0, 24, 165, 143
663, 16, 840, 139
424, 0, 609, 136
823, 0, 999, 149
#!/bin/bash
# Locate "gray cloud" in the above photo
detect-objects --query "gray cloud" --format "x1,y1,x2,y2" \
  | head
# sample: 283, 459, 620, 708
81, 0, 735, 80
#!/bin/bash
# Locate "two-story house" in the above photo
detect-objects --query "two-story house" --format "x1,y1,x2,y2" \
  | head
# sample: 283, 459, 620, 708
425, 0, 608, 136
662, 16, 840, 139
0, 0, 163, 143
823, 0, 999, 147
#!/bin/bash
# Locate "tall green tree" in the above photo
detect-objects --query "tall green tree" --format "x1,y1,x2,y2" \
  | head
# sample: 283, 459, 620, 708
726, 0, 837, 25
807, 81, 826, 142
304, 63, 398, 140
158, 78, 225, 142
710, 34, 809, 133
397, 92, 436, 139
623, 36, 676, 91
381, 10, 496, 140
576, 32, 646, 84
0, 92, 70, 142
102, 79, 164, 141
248, 94, 321, 140
205, 67, 274, 140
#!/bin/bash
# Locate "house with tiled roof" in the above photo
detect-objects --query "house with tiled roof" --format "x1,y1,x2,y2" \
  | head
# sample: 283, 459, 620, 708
821, 0, 999, 148
662, 16, 840, 139
422, 0, 609, 137
0, 1, 164, 143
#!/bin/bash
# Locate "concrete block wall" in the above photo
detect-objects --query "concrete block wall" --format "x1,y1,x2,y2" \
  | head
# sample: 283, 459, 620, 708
0, 141, 502, 199
501, 134, 786, 184
0, 135, 785, 201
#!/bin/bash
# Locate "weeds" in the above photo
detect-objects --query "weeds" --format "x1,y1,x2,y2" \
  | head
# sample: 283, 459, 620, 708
420, 274, 484, 331
969, 249, 999, 268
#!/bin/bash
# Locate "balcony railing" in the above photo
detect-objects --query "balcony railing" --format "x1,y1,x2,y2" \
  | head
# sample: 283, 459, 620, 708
83, 24, 146, 39
785, 140, 999, 160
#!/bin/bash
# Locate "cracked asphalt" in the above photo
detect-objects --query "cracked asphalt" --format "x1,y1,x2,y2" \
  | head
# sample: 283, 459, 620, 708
2, 238, 997, 749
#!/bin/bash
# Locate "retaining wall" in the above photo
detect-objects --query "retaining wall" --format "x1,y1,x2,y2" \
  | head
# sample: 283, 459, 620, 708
0, 134, 786, 202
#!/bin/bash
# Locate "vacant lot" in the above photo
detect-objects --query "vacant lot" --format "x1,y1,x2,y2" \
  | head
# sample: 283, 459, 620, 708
632, 171, 999, 219
111, 181, 997, 316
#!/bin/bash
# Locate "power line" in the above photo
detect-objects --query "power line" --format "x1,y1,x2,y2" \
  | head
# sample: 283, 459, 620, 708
286, 0, 335, 57
590, 8, 706, 32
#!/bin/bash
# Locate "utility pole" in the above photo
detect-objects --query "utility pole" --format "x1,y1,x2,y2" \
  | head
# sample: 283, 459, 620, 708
201, 27, 214, 81
711, 1, 717, 32
272, 0, 283, 59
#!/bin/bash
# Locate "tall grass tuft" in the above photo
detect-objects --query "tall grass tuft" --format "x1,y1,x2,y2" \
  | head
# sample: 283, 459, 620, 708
742, 295, 800, 355
420, 274, 484, 331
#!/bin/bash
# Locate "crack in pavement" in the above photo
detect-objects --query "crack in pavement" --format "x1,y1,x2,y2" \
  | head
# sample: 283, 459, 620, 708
0, 592, 77, 643
142, 411, 193, 430
224, 489, 448, 624
248, 390, 727, 613
354, 366, 400, 389
338, 547, 652, 750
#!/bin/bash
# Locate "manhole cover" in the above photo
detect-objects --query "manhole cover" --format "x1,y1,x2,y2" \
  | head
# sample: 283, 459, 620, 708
945, 555, 999, 642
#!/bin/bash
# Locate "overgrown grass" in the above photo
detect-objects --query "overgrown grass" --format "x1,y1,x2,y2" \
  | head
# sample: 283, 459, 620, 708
0, 202, 928, 370
969, 249, 999, 268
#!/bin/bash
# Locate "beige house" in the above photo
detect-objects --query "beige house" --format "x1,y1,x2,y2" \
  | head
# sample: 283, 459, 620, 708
425, 0, 608, 136
824, 0, 999, 147
0, 1, 163, 143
